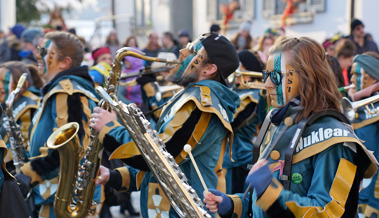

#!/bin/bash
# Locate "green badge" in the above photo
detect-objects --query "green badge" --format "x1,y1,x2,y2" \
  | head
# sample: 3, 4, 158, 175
291, 173, 302, 184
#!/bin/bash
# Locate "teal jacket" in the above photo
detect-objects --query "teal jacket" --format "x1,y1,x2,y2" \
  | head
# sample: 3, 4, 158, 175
226, 103, 377, 218
21, 66, 102, 217
101, 80, 240, 218
223, 88, 261, 169
351, 99, 379, 217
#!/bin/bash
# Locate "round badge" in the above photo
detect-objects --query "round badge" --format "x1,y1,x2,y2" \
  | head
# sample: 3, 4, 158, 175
291, 173, 302, 184
284, 117, 293, 126
270, 150, 280, 160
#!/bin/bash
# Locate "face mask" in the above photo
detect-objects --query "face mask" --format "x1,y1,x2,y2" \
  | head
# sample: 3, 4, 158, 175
42, 39, 52, 75
173, 41, 205, 80
3, 70, 10, 101
354, 63, 364, 91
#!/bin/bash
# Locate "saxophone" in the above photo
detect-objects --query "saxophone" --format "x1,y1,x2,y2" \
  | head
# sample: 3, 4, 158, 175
5, 73, 29, 174
47, 47, 181, 218
96, 88, 211, 217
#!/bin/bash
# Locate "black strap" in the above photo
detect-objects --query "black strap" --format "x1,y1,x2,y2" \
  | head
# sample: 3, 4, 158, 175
252, 110, 273, 164
281, 110, 350, 190
143, 101, 169, 116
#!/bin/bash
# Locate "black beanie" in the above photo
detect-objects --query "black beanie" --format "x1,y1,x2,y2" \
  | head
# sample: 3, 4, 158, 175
350, 18, 364, 32
238, 50, 263, 72
202, 33, 239, 84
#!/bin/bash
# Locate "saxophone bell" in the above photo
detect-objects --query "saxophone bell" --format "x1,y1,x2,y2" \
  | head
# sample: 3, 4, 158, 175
47, 122, 97, 218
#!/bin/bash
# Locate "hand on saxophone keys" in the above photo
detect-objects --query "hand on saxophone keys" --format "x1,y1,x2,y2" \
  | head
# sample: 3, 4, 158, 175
90, 107, 117, 132
95, 165, 110, 185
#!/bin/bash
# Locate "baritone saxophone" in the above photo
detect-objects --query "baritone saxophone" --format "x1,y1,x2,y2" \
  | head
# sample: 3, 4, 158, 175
47, 47, 181, 217
96, 88, 211, 217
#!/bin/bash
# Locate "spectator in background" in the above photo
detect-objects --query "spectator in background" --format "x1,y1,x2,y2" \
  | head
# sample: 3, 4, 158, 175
210, 24, 221, 34
20, 28, 43, 65
348, 18, 379, 54
142, 31, 161, 67
89, 62, 111, 87
121, 35, 143, 107
105, 30, 121, 59
92, 46, 112, 66
48, 7, 67, 31
0, 24, 25, 63
230, 20, 253, 52
254, 35, 275, 64
160, 31, 179, 58
322, 38, 336, 56
177, 29, 191, 49
335, 38, 356, 86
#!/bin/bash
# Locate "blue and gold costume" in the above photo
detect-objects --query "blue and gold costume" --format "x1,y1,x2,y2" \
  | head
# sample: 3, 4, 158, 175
1, 87, 40, 167
19, 66, 102, 218
226, 100, 377, 217
223, 88, 261, 194
99, 80, 240, 217
351, 99, 379, 217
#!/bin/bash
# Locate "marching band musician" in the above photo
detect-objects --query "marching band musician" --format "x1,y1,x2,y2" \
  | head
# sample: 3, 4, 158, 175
223, 50, 265, 194
203, 37, 377, 217
91, 32, 240, 217
0, 61, 41, 173
348, 52, 379, 217
14, 31, 102, 217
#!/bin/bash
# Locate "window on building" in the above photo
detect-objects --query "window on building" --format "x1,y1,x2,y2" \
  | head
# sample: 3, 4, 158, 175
134, 0, 152, 27
207, 0, 256, 23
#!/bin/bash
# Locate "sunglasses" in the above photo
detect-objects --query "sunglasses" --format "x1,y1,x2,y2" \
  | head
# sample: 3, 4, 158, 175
36, 46, 48, 57
262, 70, 286, 85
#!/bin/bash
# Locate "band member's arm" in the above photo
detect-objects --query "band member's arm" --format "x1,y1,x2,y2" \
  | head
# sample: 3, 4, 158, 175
98, 165, 140, 192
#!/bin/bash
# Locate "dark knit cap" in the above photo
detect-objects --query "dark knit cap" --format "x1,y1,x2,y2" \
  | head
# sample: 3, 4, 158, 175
202, 33, 239, 84
350, 19, 364, 32
238, 50, 263, 72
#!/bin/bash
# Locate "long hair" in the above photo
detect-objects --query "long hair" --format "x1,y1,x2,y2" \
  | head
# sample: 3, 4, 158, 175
122, 35, 139, 48
45, 31, 84, 67
269, 37, 342, 122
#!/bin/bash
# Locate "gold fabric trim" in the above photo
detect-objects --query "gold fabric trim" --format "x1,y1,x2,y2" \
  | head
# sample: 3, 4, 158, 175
256, 179, 283, 211
229, 194, 242, 217
116, 166, 131, 190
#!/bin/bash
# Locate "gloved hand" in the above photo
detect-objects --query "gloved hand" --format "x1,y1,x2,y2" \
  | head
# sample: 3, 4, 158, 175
136, 74, 156, 87
245, 162, 273, 196
204, 189, 233, 216
15, 173, 32, 198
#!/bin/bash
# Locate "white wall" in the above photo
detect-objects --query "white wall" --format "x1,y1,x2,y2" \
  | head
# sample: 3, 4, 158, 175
0, 0, 16, 33
357, 0, 379, 43
151, 0, 171, 36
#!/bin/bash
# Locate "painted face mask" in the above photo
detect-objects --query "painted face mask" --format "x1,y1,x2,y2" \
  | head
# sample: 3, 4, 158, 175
172, 40, 205, 81
3, 70, 10, 101
264, 53, 299, 107
41, 39, 52, 75
353, 63, 364, 92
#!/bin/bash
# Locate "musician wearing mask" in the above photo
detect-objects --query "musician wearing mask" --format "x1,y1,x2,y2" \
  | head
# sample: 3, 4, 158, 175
204, 37, 377, 217
0, 62, 41, 172
14, 31, 101, 217
91, 33, 240, 217
223, 50, 265, 194
348, 52, 379, 217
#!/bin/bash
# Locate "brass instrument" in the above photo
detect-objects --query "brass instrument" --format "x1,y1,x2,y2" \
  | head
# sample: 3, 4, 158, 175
341, 95, 379, 121
153, 82, 183, 101
47, 47, 182, 217
228, 70, 265, 89
5, 73, 28, 174
96, 87, 210, 218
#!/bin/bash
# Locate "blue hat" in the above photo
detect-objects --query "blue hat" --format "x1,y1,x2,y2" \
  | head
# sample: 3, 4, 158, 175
89, 70, 104, 85
10, 24, 26, 39
21, 29, 42, 44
